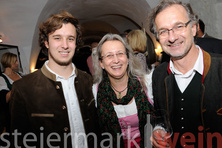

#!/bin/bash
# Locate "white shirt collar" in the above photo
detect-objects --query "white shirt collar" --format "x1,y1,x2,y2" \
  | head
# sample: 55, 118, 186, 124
202, 33, 206, 38
169, 46, 204, 76
44, 60, 76, 80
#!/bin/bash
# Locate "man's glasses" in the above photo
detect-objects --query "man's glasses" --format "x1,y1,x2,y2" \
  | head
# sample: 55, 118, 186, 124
100, 51, 126, 61
157, 20, 191, 39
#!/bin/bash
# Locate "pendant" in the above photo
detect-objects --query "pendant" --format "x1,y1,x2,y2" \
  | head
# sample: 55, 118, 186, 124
119, 92, 121, 99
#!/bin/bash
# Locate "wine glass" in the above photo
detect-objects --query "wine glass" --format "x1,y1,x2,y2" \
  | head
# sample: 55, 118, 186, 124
151, 109, 173, 147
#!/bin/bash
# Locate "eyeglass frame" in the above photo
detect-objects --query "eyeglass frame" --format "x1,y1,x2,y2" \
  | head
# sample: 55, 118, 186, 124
156, 20, 192, 39
99, 51, 127, 61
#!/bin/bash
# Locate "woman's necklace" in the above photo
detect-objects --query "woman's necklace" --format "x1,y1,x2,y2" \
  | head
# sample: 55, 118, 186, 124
111, 84, 127, 99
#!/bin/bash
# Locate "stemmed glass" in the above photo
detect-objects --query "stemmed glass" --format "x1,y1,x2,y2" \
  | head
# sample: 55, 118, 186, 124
151, 109, 173, 147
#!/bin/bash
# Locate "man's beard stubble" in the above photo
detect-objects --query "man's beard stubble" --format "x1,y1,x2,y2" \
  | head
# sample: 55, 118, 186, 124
48, 51, 73, 66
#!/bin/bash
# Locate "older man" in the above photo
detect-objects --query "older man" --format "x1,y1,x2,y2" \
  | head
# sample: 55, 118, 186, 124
149, 0, 222, 147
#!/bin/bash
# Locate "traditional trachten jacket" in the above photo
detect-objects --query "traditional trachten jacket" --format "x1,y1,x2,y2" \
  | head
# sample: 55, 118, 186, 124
10, 64, 99, 147
152, 50, 222, 147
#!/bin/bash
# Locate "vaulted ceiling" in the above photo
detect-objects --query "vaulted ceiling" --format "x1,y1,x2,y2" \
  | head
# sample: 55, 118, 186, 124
29, 0, 159, 71
34, 0, 154, 42
0, 0, 163, 72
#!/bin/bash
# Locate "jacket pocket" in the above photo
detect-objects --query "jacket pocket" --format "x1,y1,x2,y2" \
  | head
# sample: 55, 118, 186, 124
31, 113, 54, 117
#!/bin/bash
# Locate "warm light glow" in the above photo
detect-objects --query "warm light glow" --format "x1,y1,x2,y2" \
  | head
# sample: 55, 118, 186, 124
155, 44, 163, 57
0, 34, 3, 43
154, 44, 163, 61
31, 67, 38, 73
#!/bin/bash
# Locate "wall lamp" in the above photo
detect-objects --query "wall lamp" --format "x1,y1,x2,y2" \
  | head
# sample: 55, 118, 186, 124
0, 35, 3, 43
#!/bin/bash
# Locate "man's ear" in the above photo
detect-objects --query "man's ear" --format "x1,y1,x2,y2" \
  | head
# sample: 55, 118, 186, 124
197, 23, 200, 31
192, 23, 197, 37
44, 40, 49, 48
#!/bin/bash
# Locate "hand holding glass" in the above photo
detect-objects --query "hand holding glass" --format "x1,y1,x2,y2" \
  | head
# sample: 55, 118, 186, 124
151, 109, 173, 147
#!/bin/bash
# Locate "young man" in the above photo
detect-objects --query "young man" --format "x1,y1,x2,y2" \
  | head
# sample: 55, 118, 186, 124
9, 10, 99, 147
149, 0, 222, 147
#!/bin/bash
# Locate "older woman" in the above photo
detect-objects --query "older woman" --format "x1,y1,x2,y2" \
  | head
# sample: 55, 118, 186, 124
92, 34, 153, 148
0, 52, 21, 135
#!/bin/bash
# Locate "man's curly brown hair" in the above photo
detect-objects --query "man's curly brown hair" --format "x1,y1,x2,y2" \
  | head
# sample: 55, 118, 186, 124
39, 10, 82, 55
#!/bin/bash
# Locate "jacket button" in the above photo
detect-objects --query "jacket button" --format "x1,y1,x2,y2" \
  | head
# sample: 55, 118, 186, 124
56, 85, 60, 89
62, 106, 66, 110
64, 127, 69, 131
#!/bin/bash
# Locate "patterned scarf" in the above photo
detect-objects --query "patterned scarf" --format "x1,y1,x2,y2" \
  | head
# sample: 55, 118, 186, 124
97, 74, 153, 148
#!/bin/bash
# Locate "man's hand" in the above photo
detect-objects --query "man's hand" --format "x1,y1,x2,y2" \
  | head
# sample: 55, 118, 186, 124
150, 129, 170, 148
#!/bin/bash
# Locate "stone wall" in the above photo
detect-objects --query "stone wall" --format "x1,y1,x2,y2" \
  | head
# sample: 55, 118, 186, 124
147, 0, 222, 39
190, 0, 222, 39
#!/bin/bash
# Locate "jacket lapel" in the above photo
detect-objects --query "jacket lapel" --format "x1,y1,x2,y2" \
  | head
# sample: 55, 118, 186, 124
165, 73, 175, 120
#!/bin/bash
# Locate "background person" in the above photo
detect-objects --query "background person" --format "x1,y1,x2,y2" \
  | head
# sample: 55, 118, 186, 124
195, 19, 222, 54
148, 0, 222, 147
195, 37, 222, 54
87, 42, 98, 76
92, 33, 154, 148
124, 29, 132, 38
196, 19, 213, 38
10, 10, 99, 147
127, 29, 150, 73
0, 52, 21, 146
